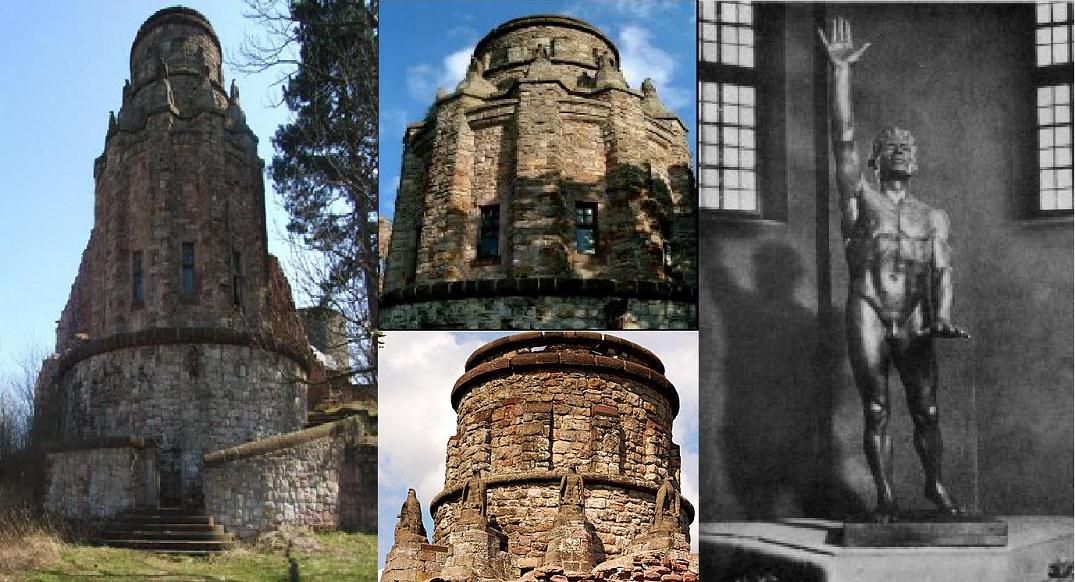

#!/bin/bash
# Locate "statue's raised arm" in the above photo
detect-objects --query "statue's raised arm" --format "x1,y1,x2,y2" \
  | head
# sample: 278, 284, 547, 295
819, 17, 872, 238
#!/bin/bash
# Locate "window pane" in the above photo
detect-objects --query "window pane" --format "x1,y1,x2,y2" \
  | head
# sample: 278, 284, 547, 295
1042, 148, 1056, 167
1056, 85, 1070, 105
1038, 2, 1051, 23
1057, 146, 1072, 165
1057, 126, 1071, 145
1042, 189, 1058, 210
722, 84, 739, 103
1038, 44, 1053, 65
721, 43, 737, 65
1040, 106, 1056, 125
724, 127, 740, 145
741, 171, 756, 190
740, 190, 757, 211
739, 86, 755, 105
703, 168, 719, 186
1054, 42, 1070, 64
1055, 25, 1069, 44
1059, 188, 1074, 209
701, 186, 720, 207
723, 169, 739, 188
740, 106, 756, 126
741, 129, 755, 148
1059, 168, 1073, 187
703, 44, 718, 62
1043, 169, 1057, 188
724, 190, 740, 210
721, 2, 736, 22
1037, 27, 1052, 44
1041, 127, 1055, 147
1054, 2, 1068, 21
703, 23, 717, 41
1058, 105, 1071, 123
741, 149, 756, 168
723, 147, 740, 166
738, 3, 751, 23
741, 48, 755, 68
722, 105, 739, 124
1039, 86, 1054, 106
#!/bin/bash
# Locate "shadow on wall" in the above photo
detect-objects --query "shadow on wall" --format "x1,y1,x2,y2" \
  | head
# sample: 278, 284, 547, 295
708, 238, 866, 520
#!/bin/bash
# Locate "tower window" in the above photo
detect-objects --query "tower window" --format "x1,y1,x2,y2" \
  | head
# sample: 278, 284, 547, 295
181, 242, 195, 297
575, 202, 597, 254
478, 205, 500, 260
232, 251, 242, 305
132, 250, 144, 304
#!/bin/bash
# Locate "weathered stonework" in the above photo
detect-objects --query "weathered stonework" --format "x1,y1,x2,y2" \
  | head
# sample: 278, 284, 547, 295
382, 15, 696, 330
43, 438, 157, 519
202, 414, 377, 540
33, 7, 373, 540
382, 332, 696, 582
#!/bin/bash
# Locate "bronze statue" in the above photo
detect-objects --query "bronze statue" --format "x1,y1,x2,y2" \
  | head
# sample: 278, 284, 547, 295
820, 17, 969, 521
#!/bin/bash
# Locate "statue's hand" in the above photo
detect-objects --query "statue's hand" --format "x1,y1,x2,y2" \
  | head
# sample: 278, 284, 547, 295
818, 17, 871, 66
931, 321, 971, 340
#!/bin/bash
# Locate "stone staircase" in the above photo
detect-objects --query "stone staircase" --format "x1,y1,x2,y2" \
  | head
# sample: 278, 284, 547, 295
93, 507, 235, 554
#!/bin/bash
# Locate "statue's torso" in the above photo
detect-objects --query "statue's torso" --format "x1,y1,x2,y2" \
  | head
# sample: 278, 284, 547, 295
846, 188, 937, 324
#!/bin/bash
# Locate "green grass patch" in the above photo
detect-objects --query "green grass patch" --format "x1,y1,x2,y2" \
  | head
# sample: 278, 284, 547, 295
22, 532, 377, 582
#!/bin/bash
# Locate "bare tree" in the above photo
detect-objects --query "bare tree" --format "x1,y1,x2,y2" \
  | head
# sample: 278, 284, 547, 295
232, 0, 378, 387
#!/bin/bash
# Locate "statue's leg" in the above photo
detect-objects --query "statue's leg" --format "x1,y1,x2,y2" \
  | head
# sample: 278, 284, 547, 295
892, 328, 961, 515
847, 296, 895, 519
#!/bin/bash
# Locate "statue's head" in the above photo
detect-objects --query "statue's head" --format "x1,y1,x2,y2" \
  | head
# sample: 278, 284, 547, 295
869, 126, 918, 179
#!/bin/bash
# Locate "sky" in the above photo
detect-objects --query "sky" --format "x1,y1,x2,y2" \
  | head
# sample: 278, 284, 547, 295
378, 330, 700, 570
0, 1, 298, 382
379, 0, 697, 220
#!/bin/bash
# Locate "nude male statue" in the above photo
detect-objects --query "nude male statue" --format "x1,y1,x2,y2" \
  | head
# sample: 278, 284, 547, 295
820, 18, 970, 521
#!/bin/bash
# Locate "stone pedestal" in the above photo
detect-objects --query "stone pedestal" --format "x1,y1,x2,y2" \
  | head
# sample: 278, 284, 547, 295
543, 505, 603, 574
437, 521, 514, 581
844, 513, 1007, 547
701, 517, 1073, 582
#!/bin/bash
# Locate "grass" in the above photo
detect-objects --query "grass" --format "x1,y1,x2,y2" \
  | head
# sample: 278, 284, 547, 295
3, 529, 376, 582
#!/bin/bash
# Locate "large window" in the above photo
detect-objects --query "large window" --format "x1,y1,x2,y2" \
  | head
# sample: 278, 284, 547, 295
699, 0, 785, 218
1035, 1, 1074, 213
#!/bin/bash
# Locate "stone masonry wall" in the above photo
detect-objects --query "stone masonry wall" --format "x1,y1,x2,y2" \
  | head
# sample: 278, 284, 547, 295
381, 296, 696, 330
49, 344, 305, 506
44, 442, 157, 519
203, 414, 376, 540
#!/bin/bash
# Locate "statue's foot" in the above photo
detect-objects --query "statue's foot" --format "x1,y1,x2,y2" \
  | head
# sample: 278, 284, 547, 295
924, 483, 962, 516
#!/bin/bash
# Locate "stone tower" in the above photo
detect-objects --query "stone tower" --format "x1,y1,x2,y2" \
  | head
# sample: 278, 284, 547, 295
381, 15, 697, 330
35, 7, 312, 513
382, 332, 696, 582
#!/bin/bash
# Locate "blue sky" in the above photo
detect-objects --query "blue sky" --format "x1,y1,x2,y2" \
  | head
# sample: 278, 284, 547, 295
0, 2, 297, 380
379, 0, 697, 220
378, 330, 700, 571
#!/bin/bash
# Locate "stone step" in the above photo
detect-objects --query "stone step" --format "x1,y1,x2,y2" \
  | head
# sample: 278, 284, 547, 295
106, 522, 225, 533
113, 514, 215, 525
99, 528, 232, 541
94, 539, 235, 552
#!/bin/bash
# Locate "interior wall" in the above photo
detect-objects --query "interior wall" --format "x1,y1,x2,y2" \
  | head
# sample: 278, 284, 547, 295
700, 2, 1073, 521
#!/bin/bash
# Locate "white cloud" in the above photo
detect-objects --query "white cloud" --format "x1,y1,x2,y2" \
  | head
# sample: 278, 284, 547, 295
566, 0, 682, 21
404, 46, 474, 102
616, 25, 684, 106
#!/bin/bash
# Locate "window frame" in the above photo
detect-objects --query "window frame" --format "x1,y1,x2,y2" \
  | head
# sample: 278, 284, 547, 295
477, 204, 500, 262
131, 250, 144, 307
1031, 1, 1075, 217
697, 0, 787, 221
181, 242, 196, 299
574, 201, 598, 255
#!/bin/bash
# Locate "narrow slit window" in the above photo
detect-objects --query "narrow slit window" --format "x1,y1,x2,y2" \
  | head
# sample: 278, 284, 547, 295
575, 202, 597, 254
232, 250, 242, 305
478, 205, 500, 259
132, 250, 143, 304
181, 242, 195, 297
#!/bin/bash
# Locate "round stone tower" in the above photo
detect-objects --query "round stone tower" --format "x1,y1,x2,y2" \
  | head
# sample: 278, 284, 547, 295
36, 7, 310, 511
427, 332, 693, 574
381, 15, 697, 330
